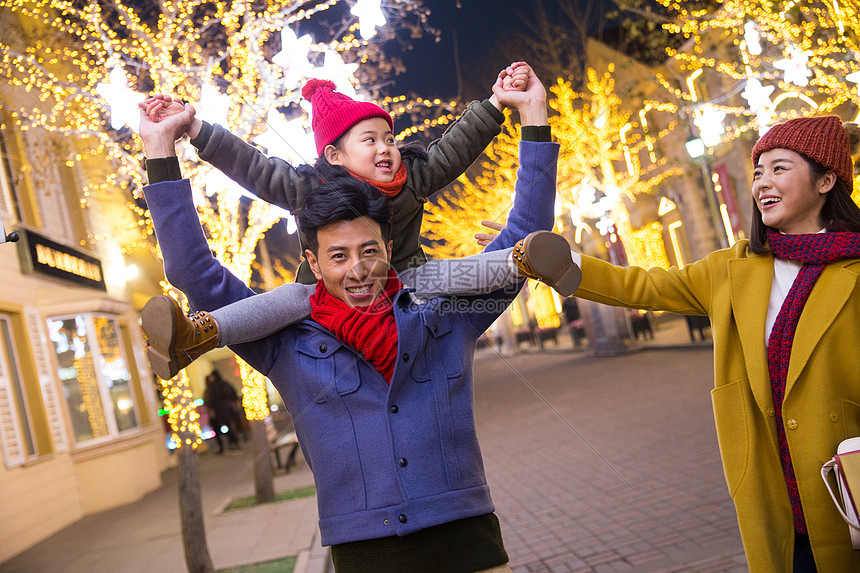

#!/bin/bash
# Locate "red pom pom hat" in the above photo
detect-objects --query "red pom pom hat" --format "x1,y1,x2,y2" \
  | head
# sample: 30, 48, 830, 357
301, 79, 394, 157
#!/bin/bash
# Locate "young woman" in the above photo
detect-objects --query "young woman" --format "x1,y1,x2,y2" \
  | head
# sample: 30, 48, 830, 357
563, 115, 860, 572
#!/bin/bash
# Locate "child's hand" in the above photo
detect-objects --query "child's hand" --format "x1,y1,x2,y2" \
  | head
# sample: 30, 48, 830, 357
492, 63, 547, 125
475, 220, 504, 247
501, 62, 528, 92
489, 61, 530, 110
138, 99, 196, 158
138, 94, 202, 138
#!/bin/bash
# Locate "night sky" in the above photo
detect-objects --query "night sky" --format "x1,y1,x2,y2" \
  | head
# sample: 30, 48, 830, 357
390, 0, 613, 101
391, 1, 562, 100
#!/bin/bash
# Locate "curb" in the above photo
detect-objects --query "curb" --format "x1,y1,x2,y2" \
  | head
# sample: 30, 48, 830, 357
295, 526, 332, 573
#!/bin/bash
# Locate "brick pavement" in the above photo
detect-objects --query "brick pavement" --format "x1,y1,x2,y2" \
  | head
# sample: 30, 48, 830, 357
2, 325, 745, 573
471, 346, 747, 573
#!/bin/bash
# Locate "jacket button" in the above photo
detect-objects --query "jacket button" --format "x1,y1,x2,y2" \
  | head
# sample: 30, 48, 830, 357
384, 518, 389, 525
390, 405, 399, 414
399, 514, 407, 523
399, 458, 408, 467
319, 344, 327, 353
402, 353, 409, 362
786, 419, 798, 430
433, 324, 438, 333
830, 413, 839, 422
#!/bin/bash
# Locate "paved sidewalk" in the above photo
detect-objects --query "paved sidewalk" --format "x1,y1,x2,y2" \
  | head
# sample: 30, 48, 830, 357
0, 445, 328, 573
2, 315, 736, 573
473, 344, 745, 572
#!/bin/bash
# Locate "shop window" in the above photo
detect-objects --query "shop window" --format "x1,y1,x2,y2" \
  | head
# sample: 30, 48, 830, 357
47, 314, 139, 444
0, 315, 36, 466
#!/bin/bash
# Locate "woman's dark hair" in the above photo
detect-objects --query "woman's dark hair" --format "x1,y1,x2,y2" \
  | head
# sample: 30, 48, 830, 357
749, 154, 860, 254
297, 175, 393, 254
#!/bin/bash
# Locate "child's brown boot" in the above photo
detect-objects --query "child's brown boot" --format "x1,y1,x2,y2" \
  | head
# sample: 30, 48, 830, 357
141, 295, 221, 380
512, 231, 582, 296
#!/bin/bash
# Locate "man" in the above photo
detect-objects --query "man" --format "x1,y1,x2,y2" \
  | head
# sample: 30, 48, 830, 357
203, 370, 242, 453
139, 69, 562, 572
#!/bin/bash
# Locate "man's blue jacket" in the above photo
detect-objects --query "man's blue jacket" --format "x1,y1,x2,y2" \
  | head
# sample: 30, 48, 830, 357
143, 140, 559, 546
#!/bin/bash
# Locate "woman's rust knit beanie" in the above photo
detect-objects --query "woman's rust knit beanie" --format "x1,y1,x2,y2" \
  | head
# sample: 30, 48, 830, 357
752, 115, 853, 192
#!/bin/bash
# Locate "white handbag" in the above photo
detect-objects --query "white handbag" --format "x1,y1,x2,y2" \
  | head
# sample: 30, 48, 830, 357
821, 436, 860, 549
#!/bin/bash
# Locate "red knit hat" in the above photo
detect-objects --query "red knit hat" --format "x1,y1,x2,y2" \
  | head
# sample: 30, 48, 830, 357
752, 115, 853, 192
301, 79, 393, 157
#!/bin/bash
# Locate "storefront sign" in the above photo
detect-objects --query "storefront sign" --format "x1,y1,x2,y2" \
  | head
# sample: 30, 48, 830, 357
17, 229, 106, 290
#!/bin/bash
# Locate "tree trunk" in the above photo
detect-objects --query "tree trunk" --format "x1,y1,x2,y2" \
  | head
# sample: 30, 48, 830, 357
251, 419, 275, 503
178, 445, 214, 573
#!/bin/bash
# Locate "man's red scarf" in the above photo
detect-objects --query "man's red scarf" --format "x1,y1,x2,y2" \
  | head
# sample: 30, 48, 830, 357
347, 163, 407, 197
766, 229, 860, 534
309, 270, 404, 384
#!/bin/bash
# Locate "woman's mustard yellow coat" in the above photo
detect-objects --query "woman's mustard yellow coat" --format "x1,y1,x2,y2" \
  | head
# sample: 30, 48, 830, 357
575, 240, 860, 572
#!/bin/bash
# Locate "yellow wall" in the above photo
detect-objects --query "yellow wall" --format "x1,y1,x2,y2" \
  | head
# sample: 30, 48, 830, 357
71, 427, 164, 514
0, 455, 83, 563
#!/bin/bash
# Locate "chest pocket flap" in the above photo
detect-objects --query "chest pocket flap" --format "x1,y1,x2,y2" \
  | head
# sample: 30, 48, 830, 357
411, 312, 463, 382
295, 332, 361, 399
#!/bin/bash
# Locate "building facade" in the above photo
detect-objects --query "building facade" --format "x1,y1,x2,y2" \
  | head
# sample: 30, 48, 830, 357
0, 39, 169, 567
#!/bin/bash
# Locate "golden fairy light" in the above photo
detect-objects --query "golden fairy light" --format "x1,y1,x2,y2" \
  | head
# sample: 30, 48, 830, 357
2, 0, 453, 446
659, 0, 860, 140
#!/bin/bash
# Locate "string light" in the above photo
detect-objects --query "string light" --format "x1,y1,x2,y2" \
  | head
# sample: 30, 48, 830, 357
2, 0, 444, 449
351, 0, 387, 40
656, 0, 860, 140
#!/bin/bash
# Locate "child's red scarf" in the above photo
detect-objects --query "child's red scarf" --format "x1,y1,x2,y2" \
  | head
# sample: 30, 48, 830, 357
347, 164, 407, 197
309, 271, 404, 384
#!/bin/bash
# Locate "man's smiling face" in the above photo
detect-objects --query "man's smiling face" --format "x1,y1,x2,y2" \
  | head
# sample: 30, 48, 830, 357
305, 216, 392, 307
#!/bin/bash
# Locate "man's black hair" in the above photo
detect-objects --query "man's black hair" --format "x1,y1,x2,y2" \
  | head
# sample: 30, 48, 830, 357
297, 175, 393, 254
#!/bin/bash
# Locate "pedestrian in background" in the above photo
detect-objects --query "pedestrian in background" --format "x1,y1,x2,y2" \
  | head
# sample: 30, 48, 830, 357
561, 296, 584, 348
203, 370, 242, 454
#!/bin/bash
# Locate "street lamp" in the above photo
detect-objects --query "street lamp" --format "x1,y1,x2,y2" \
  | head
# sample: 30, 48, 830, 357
685, 137, 706, 158
685, 135, 729, 249
0, 210, 18, 244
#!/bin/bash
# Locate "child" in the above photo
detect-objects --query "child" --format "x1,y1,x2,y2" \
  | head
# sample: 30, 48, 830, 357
141, 62, 528, 281
140, 64, 577, 380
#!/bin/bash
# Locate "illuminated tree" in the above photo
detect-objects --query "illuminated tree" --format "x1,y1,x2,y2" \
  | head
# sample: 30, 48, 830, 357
1, 1, 442, 568
648, 0, 860, 201
425, 66, 680, 269
423, 65, 682, 338
550, 67, 681, 268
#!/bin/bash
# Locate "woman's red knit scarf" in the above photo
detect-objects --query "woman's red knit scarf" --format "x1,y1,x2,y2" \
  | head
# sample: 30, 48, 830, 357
309, 270, 404, 384
766, 229, 860, 534
347, 163, 407, 197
